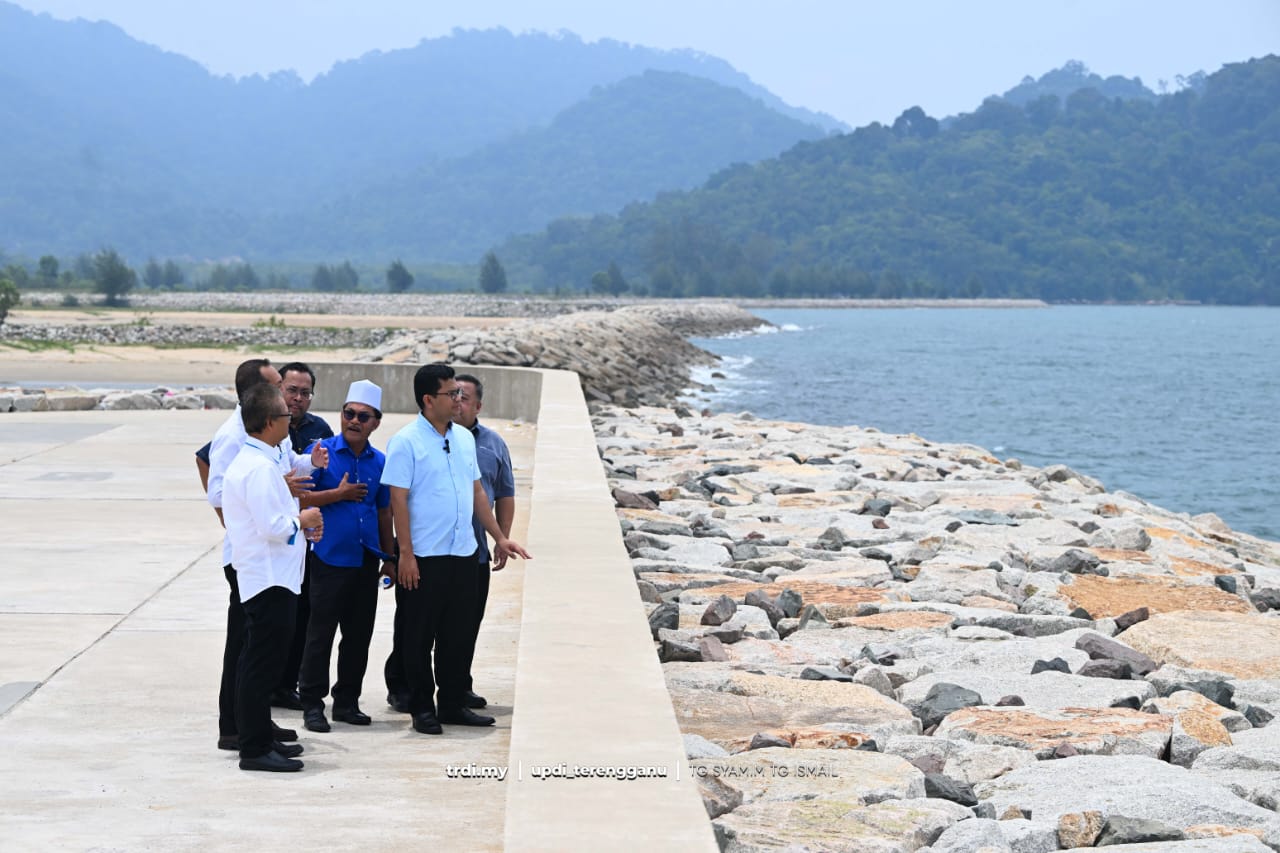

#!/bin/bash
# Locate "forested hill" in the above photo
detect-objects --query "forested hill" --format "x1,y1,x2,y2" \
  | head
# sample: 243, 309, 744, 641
500, 56, 1280, 305
289, 71, 829, 261
0, 2, 838, 260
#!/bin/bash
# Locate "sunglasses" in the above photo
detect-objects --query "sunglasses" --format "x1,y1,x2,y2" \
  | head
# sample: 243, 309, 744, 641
342, 408, 377, 423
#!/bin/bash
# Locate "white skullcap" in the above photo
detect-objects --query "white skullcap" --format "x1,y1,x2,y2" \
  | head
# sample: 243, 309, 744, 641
345, 379, 382, 413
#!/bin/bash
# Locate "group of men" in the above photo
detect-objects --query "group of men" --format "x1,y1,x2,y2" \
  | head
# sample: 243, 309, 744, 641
202, 359, 527, 772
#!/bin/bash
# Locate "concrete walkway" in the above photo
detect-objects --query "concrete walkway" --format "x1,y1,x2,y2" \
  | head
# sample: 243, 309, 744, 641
0, 410, 535, 850
0, 364, 718, 851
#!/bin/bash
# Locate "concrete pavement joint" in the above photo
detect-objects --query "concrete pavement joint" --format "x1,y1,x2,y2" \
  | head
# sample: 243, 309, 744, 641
0, 543, 218, 720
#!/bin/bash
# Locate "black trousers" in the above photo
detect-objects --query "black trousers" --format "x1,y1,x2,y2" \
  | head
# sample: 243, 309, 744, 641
218, 564, 244, 737
386, 556, 489, 700
384, 602, 408, 700
236, 585, 297, 759
298, 551, 379, 711
277, 557, 311, 693
461, 559, 491, 693
395, 553, 478, 715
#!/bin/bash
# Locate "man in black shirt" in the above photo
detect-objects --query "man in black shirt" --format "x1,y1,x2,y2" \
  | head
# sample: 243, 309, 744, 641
280, 362, 334, 455
272, 362, 333, 710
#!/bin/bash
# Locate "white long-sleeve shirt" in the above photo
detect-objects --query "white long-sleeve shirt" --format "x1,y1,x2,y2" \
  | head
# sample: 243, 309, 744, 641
222, 437, 306, 603
207, 405, 313, 566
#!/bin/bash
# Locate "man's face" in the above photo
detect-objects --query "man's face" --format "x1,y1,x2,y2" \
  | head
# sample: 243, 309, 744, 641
340, 402, 380, 444
454, 380, 481, 428
281, 370, 314, 423
266, 393, 292, 446
423, 378, 460, 422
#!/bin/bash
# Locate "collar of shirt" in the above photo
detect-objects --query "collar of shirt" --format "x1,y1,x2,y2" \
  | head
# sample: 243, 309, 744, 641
417, 413, 454, 442
245, 435, 282, 461
330, 430, 374, 460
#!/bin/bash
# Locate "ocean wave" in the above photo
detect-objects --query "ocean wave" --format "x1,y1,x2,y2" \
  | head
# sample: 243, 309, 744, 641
714, 322, 802, 339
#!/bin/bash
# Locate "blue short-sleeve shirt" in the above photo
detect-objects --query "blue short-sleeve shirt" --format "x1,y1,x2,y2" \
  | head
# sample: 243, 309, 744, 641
469, 420, 516, 563
310, 433, 390, 567
383, 416, 480, 558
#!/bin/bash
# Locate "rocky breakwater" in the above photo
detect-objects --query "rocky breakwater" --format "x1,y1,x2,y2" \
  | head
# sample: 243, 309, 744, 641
361, 302, 766, 406
1, 385, 237, 413
0, 321, 395, 349
598, 405, 1280, 853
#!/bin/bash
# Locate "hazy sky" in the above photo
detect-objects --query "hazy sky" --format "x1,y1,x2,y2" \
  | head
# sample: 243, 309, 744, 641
12, 0, 1280, 126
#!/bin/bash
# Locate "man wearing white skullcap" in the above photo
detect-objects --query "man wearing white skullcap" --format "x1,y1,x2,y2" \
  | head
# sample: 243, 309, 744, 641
297, 379, 396, 733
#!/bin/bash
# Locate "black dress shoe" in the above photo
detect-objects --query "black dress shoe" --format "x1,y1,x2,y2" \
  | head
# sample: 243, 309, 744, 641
304, 707, 331, 733
412, 712, 443, 735
463, 690, 488, 709
439, 707, 495, 727
272, 740, 304, 758
239, 750, 304, 773
332, 706, 372, 726
387, 692, 411, 714
270, 688, 304, 711
271, 722, 298, 742
217, 734, 239, 751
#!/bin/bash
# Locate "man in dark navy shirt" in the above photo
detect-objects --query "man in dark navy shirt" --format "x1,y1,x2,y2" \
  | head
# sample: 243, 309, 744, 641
273, 362, 334, 710
298, 380, 394, 732
280, 362, 334, 455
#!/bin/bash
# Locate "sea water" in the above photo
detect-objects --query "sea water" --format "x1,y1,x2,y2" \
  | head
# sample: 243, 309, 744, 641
688, 306, 1279, 542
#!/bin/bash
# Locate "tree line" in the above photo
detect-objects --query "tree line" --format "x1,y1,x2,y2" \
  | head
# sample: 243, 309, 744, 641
0, 249, 516, 315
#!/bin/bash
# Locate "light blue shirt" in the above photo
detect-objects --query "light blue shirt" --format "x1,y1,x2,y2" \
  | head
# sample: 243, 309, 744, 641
383, 415, 480, 558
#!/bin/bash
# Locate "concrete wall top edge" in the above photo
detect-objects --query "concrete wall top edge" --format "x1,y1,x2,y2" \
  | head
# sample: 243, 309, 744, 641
310, 363, 545, 423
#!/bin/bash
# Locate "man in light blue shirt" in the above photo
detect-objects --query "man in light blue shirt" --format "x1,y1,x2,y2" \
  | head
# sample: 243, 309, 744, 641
383, 363, 530, 735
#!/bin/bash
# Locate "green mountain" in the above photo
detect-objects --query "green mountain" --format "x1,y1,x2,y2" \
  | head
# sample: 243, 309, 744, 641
499, 56, 1280, 304
0, 2, 838, 261
291, 71, 830, 261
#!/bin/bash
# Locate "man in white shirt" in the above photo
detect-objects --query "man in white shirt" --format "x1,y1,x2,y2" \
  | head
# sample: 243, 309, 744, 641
206, 358, 324, 754
223, 383, 325, 773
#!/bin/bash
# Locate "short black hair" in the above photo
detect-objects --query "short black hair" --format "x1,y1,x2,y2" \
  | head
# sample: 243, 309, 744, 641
241, 384, 283, 434
279, 362, 316, 388
412, 362, 454, 412
455, 373, 484, 401
234, 358, 273, 401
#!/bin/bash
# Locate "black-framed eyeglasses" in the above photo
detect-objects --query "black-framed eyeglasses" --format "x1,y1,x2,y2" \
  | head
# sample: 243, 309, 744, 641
270, 412, 291, 420
432, 389, 462, 400
343, 408, 376, 423
283, 385, 314, 398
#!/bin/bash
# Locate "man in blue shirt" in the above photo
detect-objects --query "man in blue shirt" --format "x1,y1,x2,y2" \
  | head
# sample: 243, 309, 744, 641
297, 380, 395, 733
453, 373, 516, 710
384, 363, 530, 735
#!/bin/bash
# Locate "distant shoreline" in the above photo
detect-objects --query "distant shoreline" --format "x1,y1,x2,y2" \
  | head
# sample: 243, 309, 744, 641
735, 297, 1047, 309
